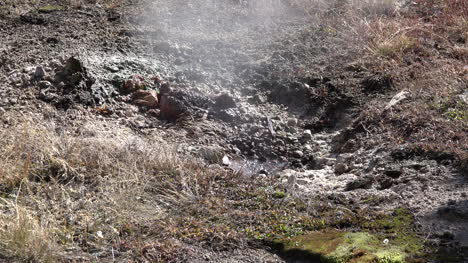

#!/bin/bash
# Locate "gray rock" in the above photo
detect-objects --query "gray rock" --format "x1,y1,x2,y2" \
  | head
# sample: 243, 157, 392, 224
222, 155, 231, 166
458, 91, 468, 104
248, 94, 267, 104
345, 176, 374, 191
334, 162, 349, 175
302, 130, 313, 141
214, 93, 237, 109
378, 178, 393, 190
34, 66, 46, 80
198, 146, 224, 164
287, 118, 298, 127
385, 90, 410, 110
38, 80, 53, 89
293, 150, 304, 158
216, 108, 239, 123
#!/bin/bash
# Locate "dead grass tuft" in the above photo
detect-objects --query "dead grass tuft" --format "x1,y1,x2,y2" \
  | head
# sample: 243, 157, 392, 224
374, 34, 417, 58
0, 200, 59, 262
327, 0, 468, 170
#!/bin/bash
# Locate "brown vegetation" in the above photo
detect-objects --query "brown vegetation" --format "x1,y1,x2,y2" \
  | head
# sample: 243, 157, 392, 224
0, 0, 466, 261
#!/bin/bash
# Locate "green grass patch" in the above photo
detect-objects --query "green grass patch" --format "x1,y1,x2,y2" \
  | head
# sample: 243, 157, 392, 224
431, 99, 468, 122
38, 4, 64, 13
278, 231, 409, 263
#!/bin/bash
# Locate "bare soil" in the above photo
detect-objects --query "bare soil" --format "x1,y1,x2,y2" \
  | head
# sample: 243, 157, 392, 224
0, 0, 467, 262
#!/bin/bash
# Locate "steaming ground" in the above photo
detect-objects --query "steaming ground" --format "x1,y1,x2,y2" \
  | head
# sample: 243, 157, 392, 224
131, 0, 468, 252
0, 0, 467, 261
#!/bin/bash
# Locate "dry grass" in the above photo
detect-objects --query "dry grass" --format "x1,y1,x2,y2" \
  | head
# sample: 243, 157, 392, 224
0, 200, 59, 263
0, 0, 126, 15
334, 0, 468, 168
0, 111, 205, 261
0, 109, 315, 261
374, 33, 417, 58
287, 0, 402, 16
0, 112, 355, 261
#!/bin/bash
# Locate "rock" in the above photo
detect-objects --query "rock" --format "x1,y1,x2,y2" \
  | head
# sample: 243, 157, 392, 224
345, 176, 374, 191
458, 90, 468, 104
302, 130, 313, 141
334, 162, 349, 175
378, 178, 393, 190
132, 90, 158, 108
38, 80, 53, 89
287, 118, 298, 127
96, 231, 104, 239
248, 94, 267, 104
159, 95, 187, 120
214, 93, 236, 109
105, 65, 119, 73
267, 116, 276, 137
293, 150, 304, 158
122, 75, 145, 94
287, 173, 297, 186
198, 146, 224, 164
216, 108, 239, 123
45, 56, 103, 108
222, 155, 231, 166
34, 66, 46, 80
159, 82, 172, 95
385, 90, 410, 110
147, 109, 160, 117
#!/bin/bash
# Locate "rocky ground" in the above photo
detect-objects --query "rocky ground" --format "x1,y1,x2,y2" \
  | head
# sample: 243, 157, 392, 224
0, 0, 467, 262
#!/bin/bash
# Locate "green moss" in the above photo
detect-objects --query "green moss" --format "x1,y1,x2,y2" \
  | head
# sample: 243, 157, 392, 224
363, 208, 423, 254
363, 208, 413, 231
279, 231, 409, 263
430, 99, 468, 122
38, 4, 64, 13
272, 191, 286, 199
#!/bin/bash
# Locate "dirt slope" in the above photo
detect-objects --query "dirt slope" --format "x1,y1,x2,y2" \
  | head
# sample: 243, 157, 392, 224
0, 0, 467, 262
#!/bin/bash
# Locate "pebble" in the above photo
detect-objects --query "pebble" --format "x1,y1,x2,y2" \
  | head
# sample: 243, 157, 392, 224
334, 162, 349, 175
96, 231, 104, 239
302, 129, 313, 141
38, 80, 53, 89
293, 150, 304, 158
287, 118, 298, 127
34, 66, 46, 80
222, 155, 231, 166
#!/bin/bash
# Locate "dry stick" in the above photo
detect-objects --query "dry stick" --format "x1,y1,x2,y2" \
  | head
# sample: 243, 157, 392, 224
15, 152, 31, 204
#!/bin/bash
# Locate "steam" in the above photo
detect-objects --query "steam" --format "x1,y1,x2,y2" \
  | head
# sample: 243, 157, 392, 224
139, 0, 296, 41
134, 0, 403, 91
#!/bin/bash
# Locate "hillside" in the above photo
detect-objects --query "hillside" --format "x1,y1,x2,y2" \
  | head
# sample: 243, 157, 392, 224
0, 0, 467, 262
